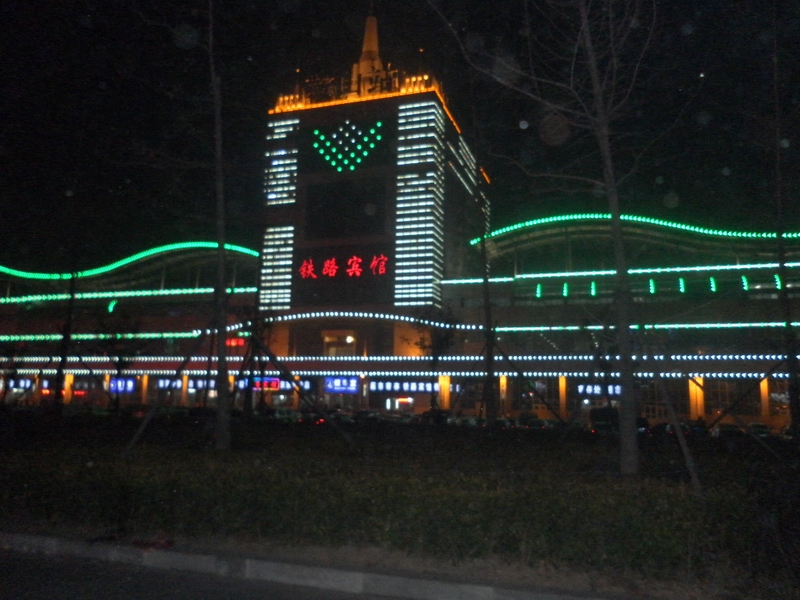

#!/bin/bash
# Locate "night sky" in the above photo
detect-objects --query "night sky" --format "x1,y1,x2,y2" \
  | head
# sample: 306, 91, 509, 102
1, 0, 798, 272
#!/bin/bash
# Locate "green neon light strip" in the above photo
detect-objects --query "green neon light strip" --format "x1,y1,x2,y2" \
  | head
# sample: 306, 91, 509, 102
0, 243, 259, 281
469, 213, 800, 246
444, 277, 514, 284
516, 269, 615, 280
630, 262, 781, 275
5, 319, 800, 345
645, 322, 800, 330
0, 287, 257, 305
443, 261, 793, 286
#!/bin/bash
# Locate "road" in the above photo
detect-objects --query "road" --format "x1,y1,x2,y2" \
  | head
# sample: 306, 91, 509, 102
0, 551, 387, 600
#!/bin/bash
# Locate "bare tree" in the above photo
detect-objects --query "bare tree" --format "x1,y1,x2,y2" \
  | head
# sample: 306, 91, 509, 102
128, 0, 232, 449
429, 0, 658, 475
207, 0, 231, 451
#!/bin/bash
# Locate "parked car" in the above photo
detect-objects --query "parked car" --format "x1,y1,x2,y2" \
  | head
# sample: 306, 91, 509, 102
420, 409, 450, 426
330, 410, 355, 423
747, 422, 772, 438
274, 407, 301, 423
650, 421, 692, 440
381, 410, 409, 424
517, 412, 547, 430
711, 422, 747, 451
590, 420, 617, 436
354, 409, 382, 424
711, 422, 746, 439
688, 419, 710, 437
492, 417, 516, 431
455, 416, 481, 427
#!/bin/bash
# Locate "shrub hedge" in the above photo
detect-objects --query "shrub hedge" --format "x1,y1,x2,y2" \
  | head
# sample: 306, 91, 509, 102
1, 420, 778, 582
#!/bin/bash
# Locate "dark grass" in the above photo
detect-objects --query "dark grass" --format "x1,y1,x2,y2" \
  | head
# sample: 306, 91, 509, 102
1, 409, 799, 586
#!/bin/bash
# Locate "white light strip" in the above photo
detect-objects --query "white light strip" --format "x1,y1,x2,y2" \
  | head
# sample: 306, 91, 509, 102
264, 119, 299, 206
395, 103, 445, 307
5, 352, 792, 364
265, 310, 480, 330
6, 367, 786, 380
259, 226, 294, 310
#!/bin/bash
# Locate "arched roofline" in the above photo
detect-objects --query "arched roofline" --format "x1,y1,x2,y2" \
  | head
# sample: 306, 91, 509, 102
469, 213, 800, 247
0, 242, 259, 281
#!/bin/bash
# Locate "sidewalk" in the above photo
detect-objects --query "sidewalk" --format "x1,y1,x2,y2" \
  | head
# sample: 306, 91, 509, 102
1, 532, 619, 600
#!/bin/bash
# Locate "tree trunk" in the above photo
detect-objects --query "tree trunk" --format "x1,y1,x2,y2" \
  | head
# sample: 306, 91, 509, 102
209, 0, 230, 451
771, 21, 800, 433
579, 0, 638, 475
480, 212, 496, 424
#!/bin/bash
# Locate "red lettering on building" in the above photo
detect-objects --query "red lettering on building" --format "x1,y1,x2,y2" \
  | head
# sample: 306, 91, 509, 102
370, 254, 388, 275
346, 256, 363, 277
322, 258, 339, 277
299, 259, 317, 279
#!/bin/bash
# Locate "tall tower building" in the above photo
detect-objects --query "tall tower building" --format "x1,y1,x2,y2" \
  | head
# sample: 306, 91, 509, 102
259, 13, 486, 360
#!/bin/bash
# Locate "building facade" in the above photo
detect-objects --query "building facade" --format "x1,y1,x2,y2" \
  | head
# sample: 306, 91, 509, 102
0, 15, 797, 430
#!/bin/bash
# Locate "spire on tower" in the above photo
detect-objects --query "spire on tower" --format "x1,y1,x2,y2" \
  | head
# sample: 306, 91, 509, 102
351, 12, 387, 96
359, 15, 382, 75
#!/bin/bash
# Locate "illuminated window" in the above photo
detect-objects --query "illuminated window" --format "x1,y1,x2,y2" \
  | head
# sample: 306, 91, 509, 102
395, 102, 446, 307
322, 330, 357, 357
259, 226, 295, 310
265, 119, 299, 206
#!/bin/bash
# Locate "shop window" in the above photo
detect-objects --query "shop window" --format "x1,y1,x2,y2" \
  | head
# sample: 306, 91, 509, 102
322, 330, 357, 356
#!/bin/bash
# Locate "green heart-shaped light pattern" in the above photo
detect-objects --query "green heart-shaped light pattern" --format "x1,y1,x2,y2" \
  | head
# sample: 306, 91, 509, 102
312, 120, 383, 172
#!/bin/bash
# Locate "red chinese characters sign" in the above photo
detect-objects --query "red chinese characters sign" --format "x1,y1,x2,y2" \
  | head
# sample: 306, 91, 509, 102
299, 259, 317, 279
299, 254, 390, 279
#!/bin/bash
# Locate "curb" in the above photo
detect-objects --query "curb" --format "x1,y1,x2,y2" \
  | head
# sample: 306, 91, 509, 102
0, 532, 605, 600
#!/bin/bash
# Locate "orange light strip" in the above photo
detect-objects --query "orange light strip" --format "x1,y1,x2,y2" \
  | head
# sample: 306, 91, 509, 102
433, 88, 462, 135
269, 82, 462, 134
480, 167, 491, 184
